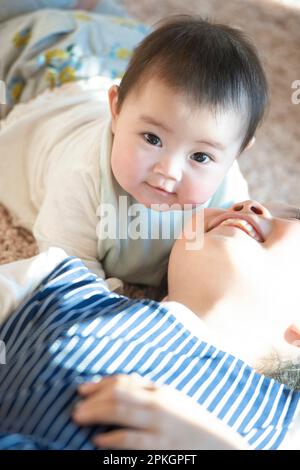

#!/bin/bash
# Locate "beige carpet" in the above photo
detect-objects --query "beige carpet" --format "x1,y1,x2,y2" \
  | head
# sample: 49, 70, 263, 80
0, 0, 299, 298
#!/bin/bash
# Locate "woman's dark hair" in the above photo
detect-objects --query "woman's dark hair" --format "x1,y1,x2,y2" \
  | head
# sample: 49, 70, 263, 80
117, 15, 269, 152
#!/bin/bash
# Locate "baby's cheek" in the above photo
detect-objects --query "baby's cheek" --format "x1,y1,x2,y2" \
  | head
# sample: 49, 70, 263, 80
113, 149, 135, 177
181, 178, 220, 204
131, 158, 152, 182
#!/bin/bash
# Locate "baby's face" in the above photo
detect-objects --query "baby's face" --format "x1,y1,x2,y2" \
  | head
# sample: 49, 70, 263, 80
109, 77, 247, 208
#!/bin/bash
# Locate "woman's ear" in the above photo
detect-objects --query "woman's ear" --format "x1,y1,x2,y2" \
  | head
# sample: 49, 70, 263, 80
108, 85, 120, 134
243, 137, 256, 152
284, 323, 300, 348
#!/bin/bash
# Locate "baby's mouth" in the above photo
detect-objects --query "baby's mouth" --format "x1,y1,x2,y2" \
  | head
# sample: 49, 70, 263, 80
146, 182, 176, 195
209, 217, 264, 242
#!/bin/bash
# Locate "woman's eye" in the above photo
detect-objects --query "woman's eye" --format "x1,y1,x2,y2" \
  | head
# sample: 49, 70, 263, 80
143, 133, 162, 147
190, 152, 212, 164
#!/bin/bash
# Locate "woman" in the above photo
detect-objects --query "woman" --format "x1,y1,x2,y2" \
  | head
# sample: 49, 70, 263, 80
71, 199, 300, 449
1, 200, 300, 450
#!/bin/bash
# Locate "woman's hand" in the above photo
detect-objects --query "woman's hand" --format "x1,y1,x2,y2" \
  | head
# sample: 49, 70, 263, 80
72, 374, 248, 450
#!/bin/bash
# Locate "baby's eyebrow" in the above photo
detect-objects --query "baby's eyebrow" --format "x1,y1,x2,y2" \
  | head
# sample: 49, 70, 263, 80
194, 139, 226, 151
140, 115, 171, 133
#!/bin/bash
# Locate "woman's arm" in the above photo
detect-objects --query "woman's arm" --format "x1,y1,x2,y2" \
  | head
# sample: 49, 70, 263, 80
72, 374, 249, 450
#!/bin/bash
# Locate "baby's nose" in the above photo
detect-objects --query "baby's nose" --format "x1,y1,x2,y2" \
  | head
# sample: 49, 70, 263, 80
231, 200, 270, 217
153, 156, 182, 181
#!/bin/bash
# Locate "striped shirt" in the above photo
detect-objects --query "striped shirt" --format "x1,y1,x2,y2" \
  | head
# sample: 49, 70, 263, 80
0, 256, 299, 450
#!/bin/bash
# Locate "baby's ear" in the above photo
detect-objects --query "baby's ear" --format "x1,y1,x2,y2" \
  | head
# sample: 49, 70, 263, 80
108, 85, 120, 133
284, 323, 300, 349
243, 136, 256, 152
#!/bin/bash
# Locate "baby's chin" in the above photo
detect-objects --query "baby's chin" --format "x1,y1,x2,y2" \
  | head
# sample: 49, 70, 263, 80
129, 187, 204, 211
131, 194, 180, 211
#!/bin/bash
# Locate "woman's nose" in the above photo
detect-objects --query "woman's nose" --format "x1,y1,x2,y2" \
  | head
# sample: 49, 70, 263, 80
231, 200, 270, 217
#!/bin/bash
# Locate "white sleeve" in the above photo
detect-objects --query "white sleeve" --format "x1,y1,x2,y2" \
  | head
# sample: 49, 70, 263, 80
207, 160, 250, 209
0, 247, 68, 325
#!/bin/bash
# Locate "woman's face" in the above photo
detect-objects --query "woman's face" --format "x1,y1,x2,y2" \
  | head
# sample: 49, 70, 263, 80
168, 200, 300, 361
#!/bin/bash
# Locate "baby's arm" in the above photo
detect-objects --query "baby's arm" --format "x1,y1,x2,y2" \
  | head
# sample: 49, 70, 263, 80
32, 166, 123, 291
33, 167, 106, 279
0, 248, 68, 325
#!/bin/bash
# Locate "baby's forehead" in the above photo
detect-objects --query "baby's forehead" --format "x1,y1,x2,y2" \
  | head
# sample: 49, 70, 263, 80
135, 74, 247, 111
142, 94, 246, 138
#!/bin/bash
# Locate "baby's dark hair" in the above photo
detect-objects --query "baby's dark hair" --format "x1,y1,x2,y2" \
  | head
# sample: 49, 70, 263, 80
117, 15, 269, 152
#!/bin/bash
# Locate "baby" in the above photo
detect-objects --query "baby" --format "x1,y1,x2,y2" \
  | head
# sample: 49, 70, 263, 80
0, 12, 268, 288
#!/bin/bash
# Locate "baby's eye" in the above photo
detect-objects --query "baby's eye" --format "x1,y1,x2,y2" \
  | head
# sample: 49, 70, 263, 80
143, 133, 162, 147
190, 152, 212, 164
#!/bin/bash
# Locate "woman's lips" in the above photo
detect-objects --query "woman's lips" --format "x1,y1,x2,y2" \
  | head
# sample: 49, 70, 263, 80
207, 213, 265, 242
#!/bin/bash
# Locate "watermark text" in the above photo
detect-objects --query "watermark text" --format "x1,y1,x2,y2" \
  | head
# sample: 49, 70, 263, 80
96, 197, 204, 251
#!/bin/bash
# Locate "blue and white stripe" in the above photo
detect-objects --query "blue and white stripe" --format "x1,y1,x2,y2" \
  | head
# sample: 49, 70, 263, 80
0, 256, 299, 450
